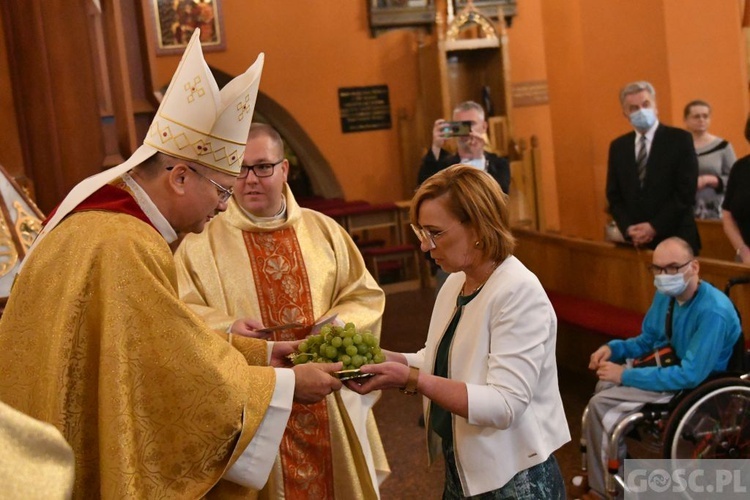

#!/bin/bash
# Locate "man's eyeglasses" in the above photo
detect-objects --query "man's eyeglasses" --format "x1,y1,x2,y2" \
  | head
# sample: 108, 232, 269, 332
239, 159, 284, 179
648, 260, 693, 276
167, 165, 233, 203
410, 223, 458, 250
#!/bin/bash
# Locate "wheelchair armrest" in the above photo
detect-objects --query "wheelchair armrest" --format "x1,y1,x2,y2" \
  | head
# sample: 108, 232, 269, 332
640, 391, 685, 420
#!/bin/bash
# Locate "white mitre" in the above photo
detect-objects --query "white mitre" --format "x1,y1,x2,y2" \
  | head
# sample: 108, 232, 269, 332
25, 29, 263, 261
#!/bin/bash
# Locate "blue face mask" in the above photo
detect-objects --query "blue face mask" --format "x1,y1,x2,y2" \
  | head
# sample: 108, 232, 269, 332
654, 272, 688, 297
629, 108, 656, 130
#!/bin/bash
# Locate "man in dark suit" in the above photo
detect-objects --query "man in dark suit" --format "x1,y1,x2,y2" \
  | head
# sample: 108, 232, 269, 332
606, 81, 700, 254
417, 101, 510, 194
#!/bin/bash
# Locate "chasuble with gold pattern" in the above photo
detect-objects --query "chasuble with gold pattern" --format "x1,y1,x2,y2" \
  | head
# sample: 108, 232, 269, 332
0, 185, 287, 498
175, 185, 390, 499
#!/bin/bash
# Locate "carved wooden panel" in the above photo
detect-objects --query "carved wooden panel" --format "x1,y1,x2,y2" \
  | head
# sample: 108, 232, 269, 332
0, 0, 105, 212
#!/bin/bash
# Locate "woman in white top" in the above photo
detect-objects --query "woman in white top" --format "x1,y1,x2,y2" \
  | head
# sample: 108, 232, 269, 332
347, 165, 570, 498
683, 100, 736, 219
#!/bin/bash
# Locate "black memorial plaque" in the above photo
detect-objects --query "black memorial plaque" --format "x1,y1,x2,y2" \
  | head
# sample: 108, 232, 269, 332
338, 85, 392, 133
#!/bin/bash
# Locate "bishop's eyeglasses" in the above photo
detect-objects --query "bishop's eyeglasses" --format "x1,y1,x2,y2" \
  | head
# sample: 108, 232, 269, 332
167, 165, 234, 203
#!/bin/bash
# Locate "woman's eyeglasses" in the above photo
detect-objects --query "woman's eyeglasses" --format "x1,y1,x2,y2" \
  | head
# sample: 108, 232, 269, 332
410, 223, 459, 250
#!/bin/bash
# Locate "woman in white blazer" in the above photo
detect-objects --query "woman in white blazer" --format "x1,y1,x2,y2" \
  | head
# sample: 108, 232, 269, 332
348, 165, 570, 498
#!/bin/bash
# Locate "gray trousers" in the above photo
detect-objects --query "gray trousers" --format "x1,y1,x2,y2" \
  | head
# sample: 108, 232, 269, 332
584, 381, 673, 495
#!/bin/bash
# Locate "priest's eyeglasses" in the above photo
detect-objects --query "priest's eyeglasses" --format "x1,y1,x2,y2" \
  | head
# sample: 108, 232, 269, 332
647, 260, 693, 276
239, 159, 284, 179
410, 223, 458, 250
167, 165, 234, 203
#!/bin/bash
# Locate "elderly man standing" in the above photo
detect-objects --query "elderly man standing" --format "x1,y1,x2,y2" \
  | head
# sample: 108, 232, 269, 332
418, 100, 510, 194
573, 237, 741, 499
175, 123, 390, 499
0, 31, 343, 498
606, 81, 701, 253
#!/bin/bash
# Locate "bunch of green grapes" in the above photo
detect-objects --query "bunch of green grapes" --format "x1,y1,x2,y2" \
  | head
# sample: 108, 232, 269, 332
292, 322, 385, 369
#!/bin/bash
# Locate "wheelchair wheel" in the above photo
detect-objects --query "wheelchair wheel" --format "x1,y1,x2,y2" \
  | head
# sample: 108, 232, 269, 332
662, 377, 750, 459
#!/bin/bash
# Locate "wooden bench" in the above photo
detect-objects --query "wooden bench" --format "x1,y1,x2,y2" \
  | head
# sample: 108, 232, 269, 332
547, 290, 644, 340
361, 244, 423, 294
547, 290, 644, 374
309, 200, 427, 292
696, 219, 735, 261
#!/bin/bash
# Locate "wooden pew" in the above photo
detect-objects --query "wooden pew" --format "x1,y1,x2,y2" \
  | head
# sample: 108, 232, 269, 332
696, 219, 735, 261
512, 228, 750, 373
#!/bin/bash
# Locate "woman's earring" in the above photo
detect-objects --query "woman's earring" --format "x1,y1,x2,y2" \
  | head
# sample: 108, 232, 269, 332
474, 241, 480, 248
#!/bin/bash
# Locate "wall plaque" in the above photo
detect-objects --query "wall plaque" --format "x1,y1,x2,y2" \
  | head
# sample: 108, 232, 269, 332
338, 85, 392, 133
512, 80, 549, 107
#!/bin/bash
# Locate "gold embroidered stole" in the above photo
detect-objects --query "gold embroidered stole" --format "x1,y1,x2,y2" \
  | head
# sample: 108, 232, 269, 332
242, 229, 335, 499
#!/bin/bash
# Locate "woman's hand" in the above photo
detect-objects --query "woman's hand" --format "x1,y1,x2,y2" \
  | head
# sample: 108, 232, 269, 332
697, 174, 719, 190
344, 361, 411, 394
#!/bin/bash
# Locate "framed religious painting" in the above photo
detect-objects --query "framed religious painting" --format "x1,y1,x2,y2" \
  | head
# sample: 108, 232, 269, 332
145, 0, 226, 56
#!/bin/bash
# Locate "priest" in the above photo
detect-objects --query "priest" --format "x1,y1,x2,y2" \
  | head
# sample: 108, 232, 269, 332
175, 123, 390, 499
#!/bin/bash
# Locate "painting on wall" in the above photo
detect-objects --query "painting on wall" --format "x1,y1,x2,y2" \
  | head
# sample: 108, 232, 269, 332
146, 0, 226, 56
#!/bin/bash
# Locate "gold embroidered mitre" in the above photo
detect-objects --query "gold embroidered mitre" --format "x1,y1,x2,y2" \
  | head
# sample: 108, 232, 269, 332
24, 29, 263, 262
144, 30, 263, 175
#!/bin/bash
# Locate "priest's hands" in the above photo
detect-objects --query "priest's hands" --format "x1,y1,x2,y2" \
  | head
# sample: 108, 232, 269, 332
292, 362, 343, 404
230, 317, 270, 338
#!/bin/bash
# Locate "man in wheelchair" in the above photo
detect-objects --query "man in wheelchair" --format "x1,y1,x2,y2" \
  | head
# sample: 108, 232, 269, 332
573, 237, 743, 499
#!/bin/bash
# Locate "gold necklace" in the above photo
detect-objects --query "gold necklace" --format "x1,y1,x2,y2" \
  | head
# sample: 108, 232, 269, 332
461, 261, 499, 296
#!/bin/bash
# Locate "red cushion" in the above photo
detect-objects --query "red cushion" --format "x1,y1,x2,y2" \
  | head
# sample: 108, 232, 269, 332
546, 290, 644, 339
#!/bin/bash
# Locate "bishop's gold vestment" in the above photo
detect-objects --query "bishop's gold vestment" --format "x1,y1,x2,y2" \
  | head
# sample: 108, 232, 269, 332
0, 193, 282, 498
175, 186, 390, 499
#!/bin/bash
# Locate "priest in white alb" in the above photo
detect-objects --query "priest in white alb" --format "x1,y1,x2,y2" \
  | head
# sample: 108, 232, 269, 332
175, 123, 390, 499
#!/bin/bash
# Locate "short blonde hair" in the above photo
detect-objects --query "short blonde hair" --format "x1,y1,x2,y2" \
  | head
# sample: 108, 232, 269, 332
410, 165, 515, 262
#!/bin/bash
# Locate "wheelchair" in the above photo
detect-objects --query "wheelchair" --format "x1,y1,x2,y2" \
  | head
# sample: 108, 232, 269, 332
578, 276, 750, 500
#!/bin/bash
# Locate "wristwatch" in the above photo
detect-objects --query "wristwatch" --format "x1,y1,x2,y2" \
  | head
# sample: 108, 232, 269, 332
400, 366, 420, 395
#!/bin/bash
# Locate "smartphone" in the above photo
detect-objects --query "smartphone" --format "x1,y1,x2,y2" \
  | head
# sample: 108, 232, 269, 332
334, 369, 375, 381
441, 120, 473, 137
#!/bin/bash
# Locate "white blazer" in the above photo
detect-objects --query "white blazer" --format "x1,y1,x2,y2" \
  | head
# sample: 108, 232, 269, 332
404, 256, 570, 496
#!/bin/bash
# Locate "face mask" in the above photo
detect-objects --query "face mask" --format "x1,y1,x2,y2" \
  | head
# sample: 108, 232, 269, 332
629, 108, 656, 130
654, 272, 688, 297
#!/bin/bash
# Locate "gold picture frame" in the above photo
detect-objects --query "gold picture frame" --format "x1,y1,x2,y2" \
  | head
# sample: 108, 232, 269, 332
145, 0, 226, 56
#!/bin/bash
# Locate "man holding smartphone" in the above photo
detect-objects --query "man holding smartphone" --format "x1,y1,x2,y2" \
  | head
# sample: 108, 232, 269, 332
417, 100, 510, 194
417, 101, 511, 292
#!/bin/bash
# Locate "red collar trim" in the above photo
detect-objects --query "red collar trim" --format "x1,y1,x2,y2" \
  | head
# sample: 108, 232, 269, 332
44, 184, 156, 231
